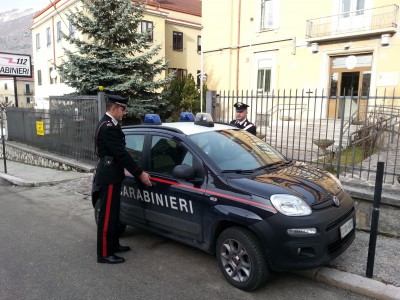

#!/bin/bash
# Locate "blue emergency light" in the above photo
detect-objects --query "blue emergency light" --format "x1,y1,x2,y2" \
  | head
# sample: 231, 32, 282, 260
179, 112, 195, 122
144, 114, 162, 125
194, 113, 214, 127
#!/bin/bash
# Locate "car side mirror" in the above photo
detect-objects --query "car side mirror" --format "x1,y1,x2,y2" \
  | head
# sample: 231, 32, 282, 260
173, 164, 195, 180
173, 164, 203, 185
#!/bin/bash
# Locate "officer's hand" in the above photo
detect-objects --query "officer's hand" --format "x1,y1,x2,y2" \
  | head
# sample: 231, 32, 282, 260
139, 171, 152, 187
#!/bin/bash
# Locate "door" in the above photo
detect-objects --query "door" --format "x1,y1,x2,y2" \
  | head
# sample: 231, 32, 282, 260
145, 134, 206, 242
328, 54, 372, 120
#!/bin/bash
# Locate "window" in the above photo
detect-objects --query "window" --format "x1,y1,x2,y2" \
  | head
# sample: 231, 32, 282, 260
38, 70, 42, 86
257, 59, 272, 93
168, 68, 187, 79
260, 0, 274, 30
69, 19, 75, 37
125, 134, 145, 165
49, 67, 56, 84
173, 31, 183, 51
141, 21, 153, 43
36, 33, 40, 50
341, 0, 365, 17
26, 97, 31, 104
4, 83, 7, 90
5, 96, 8, 104
25, 84, 30, 94
57, 21, 62, 42
46, 27, 51, 46
197, 35, 201, 52
150, 135, 191, 176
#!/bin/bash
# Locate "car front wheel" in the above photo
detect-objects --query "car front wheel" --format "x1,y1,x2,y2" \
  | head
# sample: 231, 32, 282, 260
94, 200, 126, 236
216, 226, 269, 291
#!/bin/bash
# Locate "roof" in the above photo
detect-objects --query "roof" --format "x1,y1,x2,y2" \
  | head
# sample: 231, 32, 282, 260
33, 0, 201, 19
124, 122, 236, 136
149, 0, 201, 16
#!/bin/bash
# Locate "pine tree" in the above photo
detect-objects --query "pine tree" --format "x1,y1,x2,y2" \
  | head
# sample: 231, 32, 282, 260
58, 0, 173, 118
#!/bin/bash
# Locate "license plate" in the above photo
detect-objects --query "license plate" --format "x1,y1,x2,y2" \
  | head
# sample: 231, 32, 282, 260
340, 218, 354, 239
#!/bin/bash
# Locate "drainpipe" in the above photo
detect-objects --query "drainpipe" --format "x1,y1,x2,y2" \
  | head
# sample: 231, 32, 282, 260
236, 0, 241, 94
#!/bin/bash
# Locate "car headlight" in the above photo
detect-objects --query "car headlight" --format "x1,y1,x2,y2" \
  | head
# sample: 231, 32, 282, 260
270, 194, 312, 216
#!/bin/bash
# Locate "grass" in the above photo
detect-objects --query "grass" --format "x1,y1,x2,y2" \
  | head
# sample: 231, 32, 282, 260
313, 145, 379, 174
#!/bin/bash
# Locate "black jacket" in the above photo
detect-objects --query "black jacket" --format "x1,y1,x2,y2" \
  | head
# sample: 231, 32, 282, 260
230, 119, 257, 135
94, 114, 142, 185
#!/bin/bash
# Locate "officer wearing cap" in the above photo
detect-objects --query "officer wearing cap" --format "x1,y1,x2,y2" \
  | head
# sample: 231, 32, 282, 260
94, 94, 152, 264
230, 102, 257, 135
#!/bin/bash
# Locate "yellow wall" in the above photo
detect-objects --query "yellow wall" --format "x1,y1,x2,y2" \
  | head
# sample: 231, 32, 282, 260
203, 0, 400, 99
0, 78, 35, 108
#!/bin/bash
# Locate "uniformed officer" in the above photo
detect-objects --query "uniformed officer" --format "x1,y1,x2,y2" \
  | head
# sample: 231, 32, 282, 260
230, 102, 257, 135
95, 94, 152, 264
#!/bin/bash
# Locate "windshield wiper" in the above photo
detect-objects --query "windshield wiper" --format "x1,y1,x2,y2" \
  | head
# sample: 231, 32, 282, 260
253, 160, 292, 171
221, 169, 255, 174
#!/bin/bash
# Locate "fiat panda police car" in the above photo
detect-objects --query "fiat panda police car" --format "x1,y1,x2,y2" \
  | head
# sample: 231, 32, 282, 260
92, 112, 355, 291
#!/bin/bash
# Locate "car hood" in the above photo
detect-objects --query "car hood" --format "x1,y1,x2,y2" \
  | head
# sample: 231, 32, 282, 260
226, 162, 342, 205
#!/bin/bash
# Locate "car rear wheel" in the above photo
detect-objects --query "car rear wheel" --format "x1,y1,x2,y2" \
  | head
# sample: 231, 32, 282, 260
216, 226, 269, 291
94, 200, 126, 236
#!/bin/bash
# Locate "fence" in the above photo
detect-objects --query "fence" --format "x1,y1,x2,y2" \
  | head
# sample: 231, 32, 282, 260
5, 90, 400, 185
7, 95, 99, 163
210, 89, 400, 185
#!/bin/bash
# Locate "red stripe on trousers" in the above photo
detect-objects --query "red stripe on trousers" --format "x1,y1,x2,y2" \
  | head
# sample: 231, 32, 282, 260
102, 184, 113, 257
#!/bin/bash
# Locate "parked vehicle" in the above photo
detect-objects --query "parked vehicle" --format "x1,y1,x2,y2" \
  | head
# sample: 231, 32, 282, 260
92, 113, 355, 291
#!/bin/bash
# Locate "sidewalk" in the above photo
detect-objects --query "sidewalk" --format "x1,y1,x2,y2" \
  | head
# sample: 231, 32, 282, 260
1, 158, 399, 299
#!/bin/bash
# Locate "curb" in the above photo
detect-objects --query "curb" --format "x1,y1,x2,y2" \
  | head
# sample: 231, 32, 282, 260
0, 172, 92, 187
296, 268, 400, 300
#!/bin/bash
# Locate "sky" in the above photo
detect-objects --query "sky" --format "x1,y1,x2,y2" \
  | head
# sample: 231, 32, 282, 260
1, 0, 52, 12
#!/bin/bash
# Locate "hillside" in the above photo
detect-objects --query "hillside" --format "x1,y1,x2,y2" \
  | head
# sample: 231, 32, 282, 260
0, 9, 35, 57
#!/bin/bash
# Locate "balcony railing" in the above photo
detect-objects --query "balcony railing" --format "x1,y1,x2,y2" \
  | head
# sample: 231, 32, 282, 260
24, 91, 33, 95
306, 4, 398, 40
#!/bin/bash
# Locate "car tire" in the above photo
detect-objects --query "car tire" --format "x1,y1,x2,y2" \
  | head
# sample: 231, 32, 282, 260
216, 226, 269, 291
94, 200, 127, 236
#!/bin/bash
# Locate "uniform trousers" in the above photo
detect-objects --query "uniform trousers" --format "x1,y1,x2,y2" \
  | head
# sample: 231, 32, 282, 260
97, 182, 122, 258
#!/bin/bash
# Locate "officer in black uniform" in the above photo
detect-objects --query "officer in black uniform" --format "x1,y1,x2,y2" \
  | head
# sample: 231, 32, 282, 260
95, 94, 152, 264
230, 102, 257, 135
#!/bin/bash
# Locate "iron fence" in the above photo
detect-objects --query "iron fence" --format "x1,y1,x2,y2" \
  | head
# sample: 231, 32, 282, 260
5, 90, 400, 185
211, 89, 400, 185
7, 95, 99, 163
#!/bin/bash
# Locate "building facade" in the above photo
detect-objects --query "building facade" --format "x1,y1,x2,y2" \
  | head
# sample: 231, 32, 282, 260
202, 0, 400, 114
31, 0, 201, 105
0, 77, 35, 108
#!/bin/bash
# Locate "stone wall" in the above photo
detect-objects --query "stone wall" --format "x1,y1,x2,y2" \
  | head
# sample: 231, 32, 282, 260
0, 141, 94, 173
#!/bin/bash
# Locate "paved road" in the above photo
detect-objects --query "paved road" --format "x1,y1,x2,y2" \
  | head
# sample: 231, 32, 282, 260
0, 179, 372, 300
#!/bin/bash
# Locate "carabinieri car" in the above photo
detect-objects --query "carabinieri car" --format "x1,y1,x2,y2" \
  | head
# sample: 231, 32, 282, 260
92, 112, 355, 291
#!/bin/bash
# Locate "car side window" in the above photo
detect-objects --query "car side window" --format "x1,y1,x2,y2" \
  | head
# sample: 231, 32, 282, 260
150, 135, 191, 176
125, 134, 145, 165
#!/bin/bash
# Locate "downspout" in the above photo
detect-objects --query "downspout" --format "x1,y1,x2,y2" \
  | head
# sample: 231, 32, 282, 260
236, 0, 241, 94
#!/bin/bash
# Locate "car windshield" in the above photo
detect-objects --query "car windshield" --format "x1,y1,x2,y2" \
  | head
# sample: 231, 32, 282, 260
188, 129, 286, 171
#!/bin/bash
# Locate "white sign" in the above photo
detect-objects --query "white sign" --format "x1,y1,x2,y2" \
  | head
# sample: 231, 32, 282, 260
345, 55, 357, 70
0, 52, 32, 77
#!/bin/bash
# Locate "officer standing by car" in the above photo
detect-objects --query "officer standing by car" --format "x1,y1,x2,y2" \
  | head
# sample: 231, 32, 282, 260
230, 102, 257, 135
95, 94, 152, 264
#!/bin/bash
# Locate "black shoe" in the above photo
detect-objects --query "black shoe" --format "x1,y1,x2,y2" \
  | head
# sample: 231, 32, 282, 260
114, 245, 131, 253
97, 255, 125, 264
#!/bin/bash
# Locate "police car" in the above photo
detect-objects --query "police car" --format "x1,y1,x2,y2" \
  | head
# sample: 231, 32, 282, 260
92, 112, 355, 291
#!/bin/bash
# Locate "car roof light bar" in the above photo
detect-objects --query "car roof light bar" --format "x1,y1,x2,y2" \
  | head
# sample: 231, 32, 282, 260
179, 112, 195, 122
144, 114, 162, 125
194, 113, 214, 127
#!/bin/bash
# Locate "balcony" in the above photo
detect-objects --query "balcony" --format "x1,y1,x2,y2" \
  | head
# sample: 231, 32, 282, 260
24, 90, 33, 95
306, 4, 398, 42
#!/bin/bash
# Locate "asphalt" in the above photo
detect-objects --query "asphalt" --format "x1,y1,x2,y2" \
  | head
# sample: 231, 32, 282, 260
1, 158, 399, 300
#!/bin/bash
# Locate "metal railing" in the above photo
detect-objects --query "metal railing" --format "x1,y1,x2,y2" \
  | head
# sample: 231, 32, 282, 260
306, 4, 398, 39
6, 95, 99, 163
211, 89, 400, 185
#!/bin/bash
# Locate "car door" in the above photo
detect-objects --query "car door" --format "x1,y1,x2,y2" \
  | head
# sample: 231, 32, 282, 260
144, 133, 206, 242
119, 133, 147, 225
